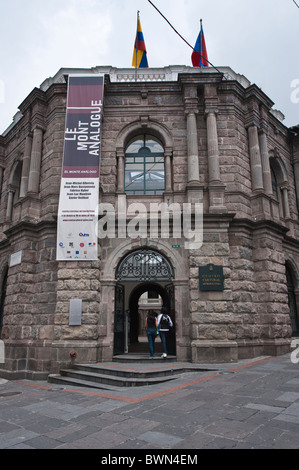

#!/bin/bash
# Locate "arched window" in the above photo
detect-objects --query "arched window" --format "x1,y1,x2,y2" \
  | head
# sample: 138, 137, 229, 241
124, 135, 165, 195
6, 160, 23, 220
270, 156, 290, 219
271, 167, 283, 217
10, 161, 23, 202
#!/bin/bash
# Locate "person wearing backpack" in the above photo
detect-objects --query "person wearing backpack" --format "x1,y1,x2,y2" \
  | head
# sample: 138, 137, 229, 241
157, 307, 173, 358
145, 310, 158, 358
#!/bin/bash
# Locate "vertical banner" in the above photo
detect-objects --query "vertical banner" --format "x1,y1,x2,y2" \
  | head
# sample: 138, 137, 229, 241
56, 75, 104, 261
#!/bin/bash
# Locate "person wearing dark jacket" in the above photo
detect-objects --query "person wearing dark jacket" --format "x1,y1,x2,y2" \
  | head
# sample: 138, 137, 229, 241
145, 310, 158, 358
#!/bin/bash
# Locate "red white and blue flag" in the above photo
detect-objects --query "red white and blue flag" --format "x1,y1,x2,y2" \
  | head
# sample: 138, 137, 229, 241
192, 20, 209, 67
132, 12, 148, 68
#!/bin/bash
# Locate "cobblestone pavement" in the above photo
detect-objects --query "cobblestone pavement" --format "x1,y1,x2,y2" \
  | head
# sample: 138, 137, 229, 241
0, 353, 299, 450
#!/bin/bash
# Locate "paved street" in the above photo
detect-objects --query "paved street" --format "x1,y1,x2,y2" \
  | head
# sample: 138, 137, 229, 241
0, 353, 299, 450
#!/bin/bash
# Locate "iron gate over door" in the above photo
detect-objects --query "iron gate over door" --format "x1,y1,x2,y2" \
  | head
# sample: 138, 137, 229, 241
116, 249, 174, 283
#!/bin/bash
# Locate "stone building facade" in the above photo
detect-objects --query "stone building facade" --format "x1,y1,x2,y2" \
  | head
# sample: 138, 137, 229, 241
0, 65, 299, 379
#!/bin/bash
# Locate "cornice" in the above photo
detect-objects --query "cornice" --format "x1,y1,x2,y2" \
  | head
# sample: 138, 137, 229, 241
178, 72, 223, 87
244, 84, 274, 110
18, 87, 47, 115
229, 217, 290, 237
3, 219, 57, 240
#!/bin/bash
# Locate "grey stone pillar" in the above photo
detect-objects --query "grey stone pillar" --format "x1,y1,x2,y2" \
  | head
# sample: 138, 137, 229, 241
28, 127, 43, 194
294, 161, 299, 210
293, 133, 299, 210
164, 149, 172, 192
258, 130, 272, 196
186, 112, 200, 184
205, 110, 226, 213
282, 187, 291, 219
117, 151, 125, 193
6, 189, 15, 220
206, 111, 221, 183
19, 134, 33, 198
0, 167, 3, 199
248, 125, 264, 192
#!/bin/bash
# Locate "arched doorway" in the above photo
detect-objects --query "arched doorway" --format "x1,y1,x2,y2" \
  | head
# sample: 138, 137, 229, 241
114, 249, 175, 356
128, 282, 175, 355
286, 264, 299, 337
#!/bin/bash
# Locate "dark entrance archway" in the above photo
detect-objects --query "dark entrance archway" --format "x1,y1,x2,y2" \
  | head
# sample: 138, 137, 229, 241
114, 249, 175, 356
128, 282, 175, 355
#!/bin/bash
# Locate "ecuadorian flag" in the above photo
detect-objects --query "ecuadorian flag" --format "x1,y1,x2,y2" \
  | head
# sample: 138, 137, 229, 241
132, 13, 148, 69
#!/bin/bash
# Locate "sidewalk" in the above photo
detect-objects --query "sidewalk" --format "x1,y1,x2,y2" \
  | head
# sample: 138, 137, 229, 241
0, 353, 299, 449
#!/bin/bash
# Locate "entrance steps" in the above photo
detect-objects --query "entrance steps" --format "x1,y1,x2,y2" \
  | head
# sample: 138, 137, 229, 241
48, 360, 184, 390
113, 353, 177, 363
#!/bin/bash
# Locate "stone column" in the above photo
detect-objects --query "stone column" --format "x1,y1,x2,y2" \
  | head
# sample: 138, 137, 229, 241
6, 189, 15, 220
116, 151, 125, 193
19, 134, 33, 198
294, 161, 299, 211
164, 149, 172, 192
282, 186, 291, 219
27, 127, 43, 194
116, 150, 127, 223
186, 111, 200, 184
293, 132, 299, 210
206, 111, 221, 183
205, 110, 226, 213
259, 129, 273, 196
248, 125, 264, 192
0, 166, 3, 199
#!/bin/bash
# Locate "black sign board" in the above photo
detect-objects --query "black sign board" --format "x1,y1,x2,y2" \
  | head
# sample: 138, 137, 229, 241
199, 264, 224, 291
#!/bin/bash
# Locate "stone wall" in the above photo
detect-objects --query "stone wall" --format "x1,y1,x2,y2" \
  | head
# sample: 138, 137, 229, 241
0, 67, 298, 377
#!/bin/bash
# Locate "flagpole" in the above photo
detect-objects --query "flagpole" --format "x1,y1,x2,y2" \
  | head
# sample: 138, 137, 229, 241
200, 19, 203, 68
135, 10, 139, 82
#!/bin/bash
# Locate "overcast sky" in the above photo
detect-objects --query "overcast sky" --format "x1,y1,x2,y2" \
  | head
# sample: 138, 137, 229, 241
0, 0, 298, 134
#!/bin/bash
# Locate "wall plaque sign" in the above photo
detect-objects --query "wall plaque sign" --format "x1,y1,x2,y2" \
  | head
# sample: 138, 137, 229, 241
69, 299, 82, 326
10, 250, 22, 267
199, 264, 224, 291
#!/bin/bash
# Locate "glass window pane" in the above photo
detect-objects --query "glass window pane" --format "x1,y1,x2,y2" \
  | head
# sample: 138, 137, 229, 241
126, 137, 144, 153
146, 163, 164, 171
145, 137, 163, 153
125, 134, 165, 195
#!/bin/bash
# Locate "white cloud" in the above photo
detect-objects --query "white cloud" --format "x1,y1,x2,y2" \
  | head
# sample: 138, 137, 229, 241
0, 81, 4, 104
35, 0, 113, 68
0, 0, 298, 133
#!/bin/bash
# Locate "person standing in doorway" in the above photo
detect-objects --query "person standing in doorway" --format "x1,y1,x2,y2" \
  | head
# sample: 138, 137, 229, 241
157, 307, 173, 358
145, 310, 158, 358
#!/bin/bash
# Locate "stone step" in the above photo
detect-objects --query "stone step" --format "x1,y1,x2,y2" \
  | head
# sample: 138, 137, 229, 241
113, 354, 177, 363
47, 360, 218, 389
48, 367, 179, 388
48, 374, 120, 391
74, 363, 180, 379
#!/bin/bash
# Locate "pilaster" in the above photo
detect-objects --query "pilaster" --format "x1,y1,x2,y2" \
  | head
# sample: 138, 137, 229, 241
19, 134, 33, 198
258, 124, 272, 196
204, 85, 226, 213
27, 126, 44, 194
